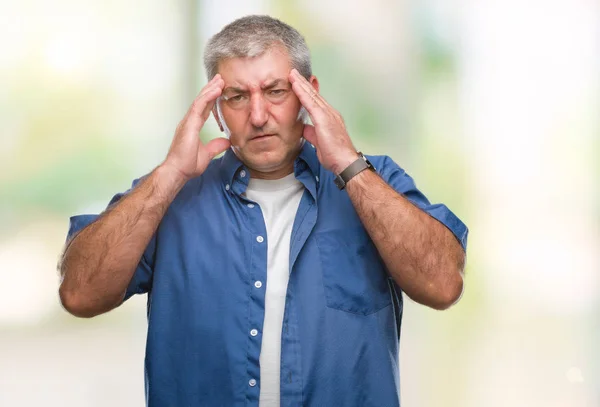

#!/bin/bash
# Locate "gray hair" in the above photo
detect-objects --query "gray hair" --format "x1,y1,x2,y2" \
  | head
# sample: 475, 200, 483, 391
203, 15, 312, 80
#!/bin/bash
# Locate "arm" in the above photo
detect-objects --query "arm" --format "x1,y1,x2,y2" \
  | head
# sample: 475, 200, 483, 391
288, 68, 466, 310
58, 74, 230, 318
59, 167, 185, 317
344, 168, 465, 310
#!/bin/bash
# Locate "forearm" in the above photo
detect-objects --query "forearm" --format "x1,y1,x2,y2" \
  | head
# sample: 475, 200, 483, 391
345, 169, 465, 310
59, 164, 186, 317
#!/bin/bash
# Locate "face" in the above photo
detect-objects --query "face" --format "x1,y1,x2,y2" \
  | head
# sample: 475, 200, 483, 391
213, 46, 318, 180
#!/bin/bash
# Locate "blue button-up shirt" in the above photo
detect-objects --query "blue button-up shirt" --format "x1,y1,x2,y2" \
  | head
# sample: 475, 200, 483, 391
67, 141, 468, 407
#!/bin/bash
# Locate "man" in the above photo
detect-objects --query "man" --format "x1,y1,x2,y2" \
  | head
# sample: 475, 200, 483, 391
59, 15, 467, 407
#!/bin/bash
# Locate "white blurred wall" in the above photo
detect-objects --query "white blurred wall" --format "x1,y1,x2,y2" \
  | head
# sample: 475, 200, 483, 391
0, 0, 598, 406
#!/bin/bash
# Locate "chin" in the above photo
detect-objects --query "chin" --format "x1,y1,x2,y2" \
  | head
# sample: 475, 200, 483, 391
232, 137, 302, 171
246, 156, 287, 172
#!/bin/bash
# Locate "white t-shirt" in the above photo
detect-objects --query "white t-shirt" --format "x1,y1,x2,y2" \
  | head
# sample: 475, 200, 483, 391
243, 173, 305, 407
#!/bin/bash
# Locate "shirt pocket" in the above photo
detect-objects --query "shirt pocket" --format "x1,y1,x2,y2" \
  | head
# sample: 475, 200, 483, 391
315, 228, 392, 315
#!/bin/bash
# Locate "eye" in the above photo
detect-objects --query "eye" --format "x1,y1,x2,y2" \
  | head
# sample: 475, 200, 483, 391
229, 95, 245, 101
268, 89, 287, 96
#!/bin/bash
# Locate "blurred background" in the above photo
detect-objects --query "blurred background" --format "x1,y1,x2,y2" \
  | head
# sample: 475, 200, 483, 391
1, 0, 598, 405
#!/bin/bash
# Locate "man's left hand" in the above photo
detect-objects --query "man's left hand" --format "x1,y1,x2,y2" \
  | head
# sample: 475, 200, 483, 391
289, 69, 358, 174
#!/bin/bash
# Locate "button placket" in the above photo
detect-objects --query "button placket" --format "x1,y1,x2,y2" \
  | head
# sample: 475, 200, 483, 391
245, 204, 267, 403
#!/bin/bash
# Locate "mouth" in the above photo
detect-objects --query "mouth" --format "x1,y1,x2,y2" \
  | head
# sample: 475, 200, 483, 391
250, 134, 275, 141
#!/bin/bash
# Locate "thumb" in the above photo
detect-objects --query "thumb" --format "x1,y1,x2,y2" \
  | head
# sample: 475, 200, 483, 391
303, 124, 317, 147
204, 137, 231, 159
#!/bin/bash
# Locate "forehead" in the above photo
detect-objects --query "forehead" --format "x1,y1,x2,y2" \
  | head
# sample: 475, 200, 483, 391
217, 46, 292, 89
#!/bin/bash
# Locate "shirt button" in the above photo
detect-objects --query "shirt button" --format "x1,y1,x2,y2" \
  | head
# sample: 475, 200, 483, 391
249, 379, 257, 387
225, 184, 230, 191
247, 203, 255, 208
254, 281, 262, 288
315, 176, 319, 182
240, 170, 246, 178
250, 329, 258, 337
256, 235, 264, 243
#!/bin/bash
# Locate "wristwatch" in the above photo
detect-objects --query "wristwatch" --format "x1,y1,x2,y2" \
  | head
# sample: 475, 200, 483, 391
334, 152, 375, 190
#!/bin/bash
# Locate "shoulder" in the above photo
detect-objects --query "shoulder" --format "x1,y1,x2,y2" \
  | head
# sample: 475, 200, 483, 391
364, 154, 406, 178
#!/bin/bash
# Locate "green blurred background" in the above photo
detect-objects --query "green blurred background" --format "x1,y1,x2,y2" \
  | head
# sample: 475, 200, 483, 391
1, 0, 598, 405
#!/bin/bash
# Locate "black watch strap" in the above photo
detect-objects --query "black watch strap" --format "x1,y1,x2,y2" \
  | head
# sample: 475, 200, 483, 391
334, 152, 375, 190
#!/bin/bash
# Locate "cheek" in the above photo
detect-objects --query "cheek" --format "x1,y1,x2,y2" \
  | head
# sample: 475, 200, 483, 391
272, 101, 302, 129
222, 109, 242, 130
221, 110, 246, 143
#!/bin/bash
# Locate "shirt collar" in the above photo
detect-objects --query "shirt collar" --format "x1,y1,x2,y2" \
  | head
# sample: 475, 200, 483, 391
295, 138, 320, 177
220, 146, 245, 186
219, 138, 321, 186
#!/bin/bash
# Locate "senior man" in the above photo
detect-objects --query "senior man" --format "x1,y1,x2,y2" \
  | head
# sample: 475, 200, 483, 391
59, 15, 468, 407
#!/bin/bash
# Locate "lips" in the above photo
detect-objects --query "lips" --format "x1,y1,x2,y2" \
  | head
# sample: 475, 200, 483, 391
251, 134, 275, 141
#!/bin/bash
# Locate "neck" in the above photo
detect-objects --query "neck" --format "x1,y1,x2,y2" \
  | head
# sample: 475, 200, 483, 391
249, 162, 295, 180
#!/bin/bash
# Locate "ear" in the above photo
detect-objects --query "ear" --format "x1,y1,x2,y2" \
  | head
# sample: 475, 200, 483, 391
309, 75, 320, 93
212, 106, 224, 132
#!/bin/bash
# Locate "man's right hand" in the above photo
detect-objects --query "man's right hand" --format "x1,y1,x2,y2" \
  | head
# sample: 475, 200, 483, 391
162, 74, 230, 182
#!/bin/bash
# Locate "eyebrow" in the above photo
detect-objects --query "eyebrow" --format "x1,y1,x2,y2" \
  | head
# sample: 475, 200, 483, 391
262, 79, 289, 90
223, 79, 290, 94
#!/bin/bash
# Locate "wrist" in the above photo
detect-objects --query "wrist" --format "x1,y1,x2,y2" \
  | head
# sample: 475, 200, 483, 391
155, 163, 189, 193
331, 151, 359, 175
333, 152, 375, 190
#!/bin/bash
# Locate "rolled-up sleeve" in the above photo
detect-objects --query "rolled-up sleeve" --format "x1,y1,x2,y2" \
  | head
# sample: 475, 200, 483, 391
66, 178, 155, 303
375, 155, 469, 251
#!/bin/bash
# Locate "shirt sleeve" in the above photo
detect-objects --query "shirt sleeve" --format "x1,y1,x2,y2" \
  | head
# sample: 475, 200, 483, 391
65, 177, 156, 303
375, 155, 469, 251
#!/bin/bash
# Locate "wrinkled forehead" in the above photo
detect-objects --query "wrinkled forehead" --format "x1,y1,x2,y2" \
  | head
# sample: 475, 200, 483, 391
216, 45, 292, 91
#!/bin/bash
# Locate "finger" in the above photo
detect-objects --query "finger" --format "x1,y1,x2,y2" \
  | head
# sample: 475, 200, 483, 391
289, 74, 333, 128
200, 81, 224, 102
289, 70, 322, 104
191, 75, 224, 113
198, 87, 222, 121
188, 85, 223, 126
181, 92, 221, 135
198, 75, 224, 100
302, 124, 317, 147
289, 69, 330, 108
190, 75, 221, 108
204, 137, 231, 159
289, 75, 323, 119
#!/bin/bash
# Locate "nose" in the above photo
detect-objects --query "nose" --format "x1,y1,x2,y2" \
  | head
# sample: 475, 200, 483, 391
249, 93, 269, 128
